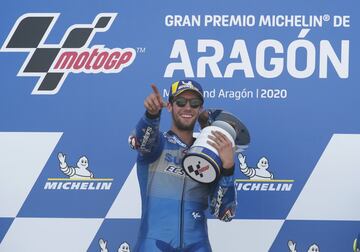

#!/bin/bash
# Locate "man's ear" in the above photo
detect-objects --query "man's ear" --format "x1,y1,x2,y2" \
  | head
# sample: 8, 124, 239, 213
198, 108, 209, 129
166, 102, 172, 112
197, 106, 204, 117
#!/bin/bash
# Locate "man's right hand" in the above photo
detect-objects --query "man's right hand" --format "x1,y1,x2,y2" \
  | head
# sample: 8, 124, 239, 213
144, 84, 164, 115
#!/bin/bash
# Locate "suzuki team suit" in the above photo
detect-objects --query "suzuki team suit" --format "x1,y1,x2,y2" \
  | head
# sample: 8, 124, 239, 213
132, 111, 237, 252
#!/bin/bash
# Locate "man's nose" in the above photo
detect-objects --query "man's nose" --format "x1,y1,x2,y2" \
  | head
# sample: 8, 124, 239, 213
183, 101, 193, 109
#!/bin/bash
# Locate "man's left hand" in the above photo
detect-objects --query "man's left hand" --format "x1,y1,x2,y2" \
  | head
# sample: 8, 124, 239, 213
207, 130, 234, 169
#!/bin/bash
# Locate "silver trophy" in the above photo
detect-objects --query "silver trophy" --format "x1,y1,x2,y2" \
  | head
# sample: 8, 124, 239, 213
182, 109, 250, 184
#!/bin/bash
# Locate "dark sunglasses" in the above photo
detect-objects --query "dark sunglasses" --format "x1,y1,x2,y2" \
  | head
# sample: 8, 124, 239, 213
173, 97, 203, 108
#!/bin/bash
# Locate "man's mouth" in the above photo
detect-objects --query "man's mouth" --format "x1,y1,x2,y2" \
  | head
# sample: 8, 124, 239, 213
180, 114, 193, 119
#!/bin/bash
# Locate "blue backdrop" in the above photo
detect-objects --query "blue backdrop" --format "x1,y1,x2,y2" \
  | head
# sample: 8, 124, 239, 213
0, 0, 359, 251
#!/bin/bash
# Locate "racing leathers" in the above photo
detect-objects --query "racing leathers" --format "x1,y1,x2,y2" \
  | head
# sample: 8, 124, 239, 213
132, 112, 237, 252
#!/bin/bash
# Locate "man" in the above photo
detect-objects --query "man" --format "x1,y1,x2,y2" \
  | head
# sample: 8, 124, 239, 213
131, 80, 237, 252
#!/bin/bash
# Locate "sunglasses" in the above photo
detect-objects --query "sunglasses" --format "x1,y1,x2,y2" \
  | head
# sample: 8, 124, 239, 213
173, 97, 203, 108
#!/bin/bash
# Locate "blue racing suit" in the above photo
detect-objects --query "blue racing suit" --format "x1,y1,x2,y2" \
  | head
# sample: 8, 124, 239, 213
132, 112, 237, 252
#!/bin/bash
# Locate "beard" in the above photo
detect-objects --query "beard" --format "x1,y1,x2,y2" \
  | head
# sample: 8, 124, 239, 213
172, 110, 197, 131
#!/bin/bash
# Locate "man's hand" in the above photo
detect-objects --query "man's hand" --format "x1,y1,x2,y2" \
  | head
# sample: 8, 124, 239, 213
207, 130, 234, 169
144, 84, 164, 115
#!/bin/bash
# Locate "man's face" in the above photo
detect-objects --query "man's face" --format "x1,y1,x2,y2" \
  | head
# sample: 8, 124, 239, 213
169, 91, 203, 131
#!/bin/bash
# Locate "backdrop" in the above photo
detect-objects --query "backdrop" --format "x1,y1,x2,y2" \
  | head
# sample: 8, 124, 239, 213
0, 0, 359, 251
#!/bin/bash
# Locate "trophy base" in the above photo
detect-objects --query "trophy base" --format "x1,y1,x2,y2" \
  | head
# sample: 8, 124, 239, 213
182, 146, 222, 184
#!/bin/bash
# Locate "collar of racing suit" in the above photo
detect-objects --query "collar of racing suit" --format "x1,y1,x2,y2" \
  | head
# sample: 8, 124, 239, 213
167, 130, 196, 148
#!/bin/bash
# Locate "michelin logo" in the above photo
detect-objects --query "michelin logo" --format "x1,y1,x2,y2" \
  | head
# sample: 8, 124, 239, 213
44, 152, 113, 190
99, 239, 130, 252
288, 240, 320, 252
58, 152, 94, 179
236, 153, 293, 191
238, 153, 273, 180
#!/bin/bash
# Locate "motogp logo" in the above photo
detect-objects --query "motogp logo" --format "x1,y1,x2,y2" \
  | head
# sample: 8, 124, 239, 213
1, 13, 136, 95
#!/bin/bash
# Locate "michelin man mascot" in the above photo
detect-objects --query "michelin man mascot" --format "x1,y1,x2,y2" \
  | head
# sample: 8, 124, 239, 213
238, 154, 274, 180
58, 152, 94, 179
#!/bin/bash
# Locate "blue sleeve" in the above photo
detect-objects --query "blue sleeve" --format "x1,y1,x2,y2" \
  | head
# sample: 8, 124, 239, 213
131, 112, 164, 164
209, 167, 237, 222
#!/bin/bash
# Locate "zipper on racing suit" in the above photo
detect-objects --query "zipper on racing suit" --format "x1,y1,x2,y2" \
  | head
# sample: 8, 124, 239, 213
179, 173, 186, 249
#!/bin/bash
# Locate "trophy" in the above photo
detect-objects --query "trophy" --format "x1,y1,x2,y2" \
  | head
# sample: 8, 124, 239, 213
182, 109, 250, 184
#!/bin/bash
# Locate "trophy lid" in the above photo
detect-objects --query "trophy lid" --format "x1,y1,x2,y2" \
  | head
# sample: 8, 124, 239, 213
199, 109, 250, 146
211, 120, 237, 141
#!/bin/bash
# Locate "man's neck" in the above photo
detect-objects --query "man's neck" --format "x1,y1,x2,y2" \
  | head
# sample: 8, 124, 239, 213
170, 127, 194, 146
